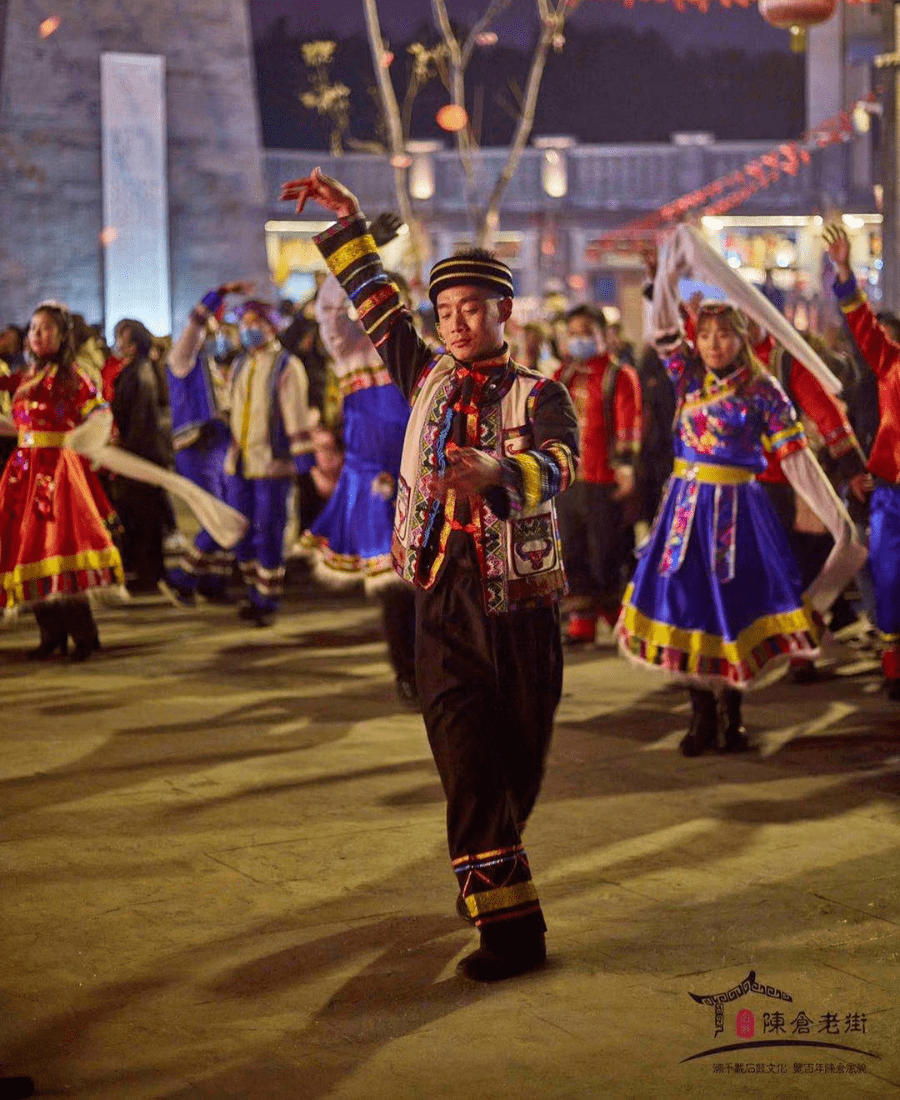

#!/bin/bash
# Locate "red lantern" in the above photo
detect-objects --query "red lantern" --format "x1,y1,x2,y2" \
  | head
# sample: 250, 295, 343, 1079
759, 0, 836, 50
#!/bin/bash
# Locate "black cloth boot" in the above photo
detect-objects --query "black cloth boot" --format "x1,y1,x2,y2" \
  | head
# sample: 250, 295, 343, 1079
681, 687, 718, 756
30, 602, 67, 659
460, 915, 547, 982
722, 688, 750, 752
64, 598, 100, 661
0, 1076, 34, 1100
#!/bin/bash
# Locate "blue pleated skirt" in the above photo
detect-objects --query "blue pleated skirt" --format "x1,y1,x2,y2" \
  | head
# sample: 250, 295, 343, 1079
302, 456, 396, 582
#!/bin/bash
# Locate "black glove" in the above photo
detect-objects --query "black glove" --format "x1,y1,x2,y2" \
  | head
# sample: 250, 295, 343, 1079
369, 212, 404, 248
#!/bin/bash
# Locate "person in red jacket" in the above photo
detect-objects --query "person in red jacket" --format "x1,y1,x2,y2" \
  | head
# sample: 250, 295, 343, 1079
554, 304, 642, 643
825, 223, 900, 697
753, 329, 870, 679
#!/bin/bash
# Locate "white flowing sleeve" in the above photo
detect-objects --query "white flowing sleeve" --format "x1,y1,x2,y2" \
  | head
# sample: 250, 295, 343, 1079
67, 407, 113, 458
781, 448, 868, 613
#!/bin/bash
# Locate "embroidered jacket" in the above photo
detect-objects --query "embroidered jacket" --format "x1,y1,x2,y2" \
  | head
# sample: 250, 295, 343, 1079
667, 350, 807, 472
833, 272, 900, 484
554, 354, 642, 484
225, 342, 313, 479
315, 214, 579, 613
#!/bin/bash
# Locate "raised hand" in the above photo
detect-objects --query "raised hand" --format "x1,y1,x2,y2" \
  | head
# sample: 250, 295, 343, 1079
822, 223, 851, 280
280, 167, 360, 219
639, 243, 658, 282
369, 212, 404, 247
219, 281, 256, 297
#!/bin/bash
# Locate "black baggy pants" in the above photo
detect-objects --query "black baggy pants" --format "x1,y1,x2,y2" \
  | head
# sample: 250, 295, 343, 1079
414, 537, 562, 943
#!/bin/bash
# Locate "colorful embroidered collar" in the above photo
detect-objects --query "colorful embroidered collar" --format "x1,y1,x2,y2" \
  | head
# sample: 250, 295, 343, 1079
453, 344, 515, 405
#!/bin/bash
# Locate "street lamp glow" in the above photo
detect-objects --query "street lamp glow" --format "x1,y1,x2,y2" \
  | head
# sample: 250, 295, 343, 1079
39, 15, 61, 38
542, 149, 567, 198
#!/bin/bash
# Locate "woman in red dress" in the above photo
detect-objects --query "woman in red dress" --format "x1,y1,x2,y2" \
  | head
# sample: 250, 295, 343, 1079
0, 302, 124, 658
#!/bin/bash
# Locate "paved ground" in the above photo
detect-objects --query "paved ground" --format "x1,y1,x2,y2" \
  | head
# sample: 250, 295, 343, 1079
1, 578, 899, 1099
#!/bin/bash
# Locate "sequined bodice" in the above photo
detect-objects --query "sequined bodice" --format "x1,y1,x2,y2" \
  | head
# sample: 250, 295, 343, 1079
12, 364, 98, 433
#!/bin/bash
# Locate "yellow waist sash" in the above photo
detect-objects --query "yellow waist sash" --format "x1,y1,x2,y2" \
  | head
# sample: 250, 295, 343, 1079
672, 458, 753, 486
17, 430, 68, 448
661, 459, 754, 582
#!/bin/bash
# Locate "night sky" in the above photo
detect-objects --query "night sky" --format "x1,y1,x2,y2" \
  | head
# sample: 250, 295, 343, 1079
250, 0, 793, 54
251, 0, 805, 147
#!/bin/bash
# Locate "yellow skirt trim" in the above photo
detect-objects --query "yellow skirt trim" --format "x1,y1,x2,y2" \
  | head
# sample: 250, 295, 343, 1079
618, 582, 824, 666
3, 546, 124, 602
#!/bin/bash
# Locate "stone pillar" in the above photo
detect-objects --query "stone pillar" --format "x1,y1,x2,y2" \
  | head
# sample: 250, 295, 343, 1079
0, 1, 272, 334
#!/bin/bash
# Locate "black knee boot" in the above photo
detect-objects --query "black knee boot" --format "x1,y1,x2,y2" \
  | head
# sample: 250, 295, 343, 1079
681, 687, 718, 756
65, 598, 100, 662
722, 688, 750, 752
30, 602, 68, 658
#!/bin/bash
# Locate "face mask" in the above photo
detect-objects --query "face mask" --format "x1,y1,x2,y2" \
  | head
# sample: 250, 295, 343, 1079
213, 332, 233, 358
240, 326, 268, 351
567, 337, 597, 361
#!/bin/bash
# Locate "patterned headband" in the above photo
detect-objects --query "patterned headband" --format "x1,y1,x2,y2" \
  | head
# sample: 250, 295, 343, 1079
696, 299, 749, 336
236, 299, 280, 328
428, 255, 514, 308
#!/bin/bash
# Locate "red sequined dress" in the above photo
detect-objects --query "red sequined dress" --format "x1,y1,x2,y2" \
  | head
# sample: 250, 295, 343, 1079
0, 361, 123, 610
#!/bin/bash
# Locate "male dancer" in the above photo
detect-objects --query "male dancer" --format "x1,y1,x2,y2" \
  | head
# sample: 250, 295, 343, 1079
162, 281, 252, 604
225, 300, 314, 625
282, 168, 579, 981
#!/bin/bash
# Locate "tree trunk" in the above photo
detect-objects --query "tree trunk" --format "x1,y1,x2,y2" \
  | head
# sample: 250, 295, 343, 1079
477, 14, 559, 248
362, 0, 425, 274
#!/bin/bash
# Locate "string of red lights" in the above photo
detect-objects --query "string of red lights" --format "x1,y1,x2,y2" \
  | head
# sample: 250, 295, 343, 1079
580, 0, 873, 10
586, 93, 880, 257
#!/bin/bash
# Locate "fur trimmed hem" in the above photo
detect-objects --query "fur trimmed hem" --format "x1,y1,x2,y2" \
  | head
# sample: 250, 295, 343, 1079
88, 584, 130, 607
2, 583, 130, 623
615, 630, 820, 693
310, 558, 365, 591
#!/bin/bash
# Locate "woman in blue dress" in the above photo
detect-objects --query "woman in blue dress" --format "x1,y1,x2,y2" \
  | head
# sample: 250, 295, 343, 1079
617, 299, 861, 755
299, 272, 417, 704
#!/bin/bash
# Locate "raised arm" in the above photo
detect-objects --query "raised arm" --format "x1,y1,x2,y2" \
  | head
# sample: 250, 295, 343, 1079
824, 222, 900, 382
281, 169, 433, 400
169, 281, 254, 379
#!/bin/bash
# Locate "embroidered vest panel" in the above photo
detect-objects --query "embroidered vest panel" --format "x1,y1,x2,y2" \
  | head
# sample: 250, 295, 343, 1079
229, 349, 293, 458
392, 355, 566, 614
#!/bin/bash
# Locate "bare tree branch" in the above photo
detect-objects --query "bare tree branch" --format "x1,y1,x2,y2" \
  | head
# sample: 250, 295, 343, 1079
361, 0, 422, 266
479, 2, 564, 245
431, 0, 479, 224
460, 0, 516, 68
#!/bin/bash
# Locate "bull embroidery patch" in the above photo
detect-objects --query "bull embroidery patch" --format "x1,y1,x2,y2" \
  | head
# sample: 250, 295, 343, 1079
511, 515, 557, 576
